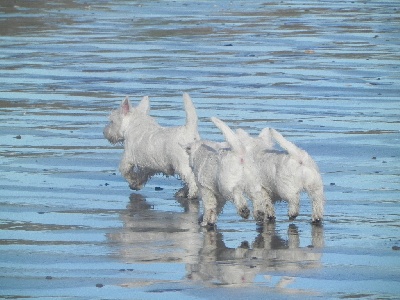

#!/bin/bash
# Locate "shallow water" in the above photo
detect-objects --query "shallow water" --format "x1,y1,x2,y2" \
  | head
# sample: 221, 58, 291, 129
1, 1, 399, 299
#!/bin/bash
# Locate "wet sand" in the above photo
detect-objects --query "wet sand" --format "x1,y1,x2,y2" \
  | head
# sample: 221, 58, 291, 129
1, 1, 399, 299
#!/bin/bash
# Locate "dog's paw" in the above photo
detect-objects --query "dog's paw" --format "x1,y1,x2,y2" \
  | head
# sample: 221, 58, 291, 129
200, 220, 216, 229
254, 210, 265, 223
239, 207, 250, 219
128, 184, 142, 191
175, 186, 189, 198
312, 218, 323, 225
187, 190, 199, 200
267, 215, 276, 223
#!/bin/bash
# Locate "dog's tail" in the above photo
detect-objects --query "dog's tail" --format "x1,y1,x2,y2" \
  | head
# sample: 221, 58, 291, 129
269, 128, 311, 164
211, 117, 245, 155
183, 93, 198, 133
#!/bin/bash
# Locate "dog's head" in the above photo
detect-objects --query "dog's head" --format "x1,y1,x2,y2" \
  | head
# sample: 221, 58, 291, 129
258, 128, 274, 149
103, 96, 150, 144
236, 128, 274, 153
181, 140, 200, 167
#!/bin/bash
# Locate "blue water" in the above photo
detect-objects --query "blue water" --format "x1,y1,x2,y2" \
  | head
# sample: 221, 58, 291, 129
1, 1, 399, 299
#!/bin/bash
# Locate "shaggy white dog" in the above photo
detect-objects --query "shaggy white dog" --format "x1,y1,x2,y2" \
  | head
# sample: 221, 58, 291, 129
103, 93, 200, 198
237, 128, 325, 223
186, 117, 269, 227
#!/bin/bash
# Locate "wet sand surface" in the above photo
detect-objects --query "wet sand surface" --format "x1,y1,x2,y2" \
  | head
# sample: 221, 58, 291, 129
1, 1, 399, 299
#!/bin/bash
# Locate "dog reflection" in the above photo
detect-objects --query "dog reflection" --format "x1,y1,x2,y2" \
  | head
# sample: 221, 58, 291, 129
187, 223, 323, 288
107, 193, 202, 264
108, 193, 324, 292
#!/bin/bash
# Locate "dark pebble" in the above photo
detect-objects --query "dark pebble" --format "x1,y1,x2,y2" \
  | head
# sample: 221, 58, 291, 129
105, 183, 109, 186
392, 246, 400, 251
330, 183, 336, 186
224, 43, 233, 46
96, 283, 104, 288
155, 186, 163, 191
45, 276, 52, 280
15, 135, 22, 139
372, 157, 377, 160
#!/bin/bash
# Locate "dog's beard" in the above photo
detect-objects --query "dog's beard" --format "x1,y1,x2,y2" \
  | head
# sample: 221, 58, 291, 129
103, 124, 124, 145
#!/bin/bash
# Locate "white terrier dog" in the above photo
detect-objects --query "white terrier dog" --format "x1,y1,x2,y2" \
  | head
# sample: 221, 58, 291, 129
103, 93, 200, 198
237, 128, 325, 223
185, 117, 268, 227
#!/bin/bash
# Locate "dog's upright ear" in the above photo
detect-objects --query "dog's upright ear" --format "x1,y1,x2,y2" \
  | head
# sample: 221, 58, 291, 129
235, 128, 254, 152
236, 128, 252, 143
120, 96, 132, 115
136, 96, 150, 114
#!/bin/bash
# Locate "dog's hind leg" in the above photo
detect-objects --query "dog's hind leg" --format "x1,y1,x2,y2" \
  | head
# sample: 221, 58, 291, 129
252, 195, 266, 224
232, 189, 250, 219
308, 185, 325, 223
287, 192, 301, 221
248, 188, 273, 224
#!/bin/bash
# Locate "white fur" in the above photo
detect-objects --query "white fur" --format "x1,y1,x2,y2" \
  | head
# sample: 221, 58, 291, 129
186, 118, 268, 227
104, 93, 200, 198
238, 128, 325, 223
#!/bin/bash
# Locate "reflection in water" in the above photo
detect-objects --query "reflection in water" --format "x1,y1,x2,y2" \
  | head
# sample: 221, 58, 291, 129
108, 193, 202, 264
187, 223, 323, 289
108, 193, 324, 292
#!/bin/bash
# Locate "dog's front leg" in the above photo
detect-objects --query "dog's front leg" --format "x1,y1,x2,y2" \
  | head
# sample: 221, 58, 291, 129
248, 190, 265, 224
250, 189, 274, 223
179, 164, 199, 199
200, 188, 218, 227
119, 153, 140, 190
262, 189, 276, 222
308, 186, 325, 224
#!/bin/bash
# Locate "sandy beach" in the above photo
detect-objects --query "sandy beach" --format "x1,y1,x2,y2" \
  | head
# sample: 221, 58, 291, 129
0, 1, 399, 299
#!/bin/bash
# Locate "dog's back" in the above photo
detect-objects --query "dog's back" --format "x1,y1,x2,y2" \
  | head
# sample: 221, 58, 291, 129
189, 141, 220, 193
